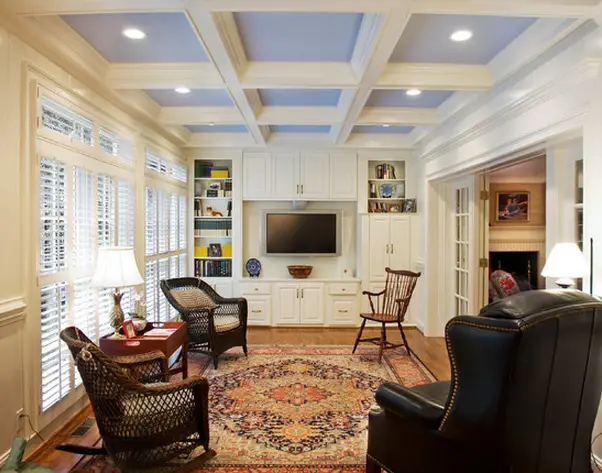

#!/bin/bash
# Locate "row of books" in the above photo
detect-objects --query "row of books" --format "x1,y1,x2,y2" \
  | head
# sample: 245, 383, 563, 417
193, 200, 232, 217
195, 259, 232, 278
194, 219, 232, 235
374, 163, 397, 179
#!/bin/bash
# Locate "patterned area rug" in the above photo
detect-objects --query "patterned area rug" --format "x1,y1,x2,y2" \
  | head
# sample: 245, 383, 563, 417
75, 345, 435, 473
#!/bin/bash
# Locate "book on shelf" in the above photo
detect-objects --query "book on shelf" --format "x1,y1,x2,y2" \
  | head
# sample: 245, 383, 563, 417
194, 218, 232, 236
374, 163, 396, 180
195, 258, 232, 278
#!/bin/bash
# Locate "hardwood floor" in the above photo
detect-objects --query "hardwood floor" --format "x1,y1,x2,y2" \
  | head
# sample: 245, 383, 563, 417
28, 327, 449, 472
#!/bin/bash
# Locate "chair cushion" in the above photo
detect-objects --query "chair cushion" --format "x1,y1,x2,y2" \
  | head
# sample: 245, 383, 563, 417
171, 287, 216, 309
215, 315, 240, 333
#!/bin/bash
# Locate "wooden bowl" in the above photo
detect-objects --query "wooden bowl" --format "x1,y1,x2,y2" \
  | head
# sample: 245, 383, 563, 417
287, 265, 313, 279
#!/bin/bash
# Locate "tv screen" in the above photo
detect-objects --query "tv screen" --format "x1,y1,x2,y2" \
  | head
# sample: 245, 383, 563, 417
264, 212, 340, 255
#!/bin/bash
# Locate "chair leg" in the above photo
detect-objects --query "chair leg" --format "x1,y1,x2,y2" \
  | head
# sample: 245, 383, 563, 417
366, 456, 381, 473
398, 321, 410, 356
212, 355, 219, 369
243, 343, 248, 356
353, 319, 367, 353
378, 323, 386, 363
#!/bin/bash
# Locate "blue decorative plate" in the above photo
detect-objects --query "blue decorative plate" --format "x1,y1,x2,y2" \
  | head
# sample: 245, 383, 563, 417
380, 183, 394, 198
246, 258, 261, 277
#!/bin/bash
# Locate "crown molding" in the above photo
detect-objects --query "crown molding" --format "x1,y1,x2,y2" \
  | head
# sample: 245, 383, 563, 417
106, 62, 223, 89
4, 0, 186, 15
377, 63, 492, 91
351, 13, 386, 78
344, 132, 414, 149
165, 125, 192, 143
185, 132, 256, 147
158, 106, 243, 125
240, 62, 358, 88
256, 106, 343, 125
358, 107, 439, 125
211, 11, 248, 74
116, 90, 162, 119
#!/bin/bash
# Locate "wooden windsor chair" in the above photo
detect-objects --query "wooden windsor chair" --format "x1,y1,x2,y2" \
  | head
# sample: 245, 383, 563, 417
352, 268, 421, 362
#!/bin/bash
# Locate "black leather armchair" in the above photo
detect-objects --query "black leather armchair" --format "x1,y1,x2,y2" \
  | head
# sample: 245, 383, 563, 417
367, 290, 602, 473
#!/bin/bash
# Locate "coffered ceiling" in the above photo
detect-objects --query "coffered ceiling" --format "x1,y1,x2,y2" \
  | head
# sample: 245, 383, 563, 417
1, 0, 598, 148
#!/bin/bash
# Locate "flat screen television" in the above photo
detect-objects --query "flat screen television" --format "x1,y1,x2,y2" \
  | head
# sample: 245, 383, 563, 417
264, 211, 341, 256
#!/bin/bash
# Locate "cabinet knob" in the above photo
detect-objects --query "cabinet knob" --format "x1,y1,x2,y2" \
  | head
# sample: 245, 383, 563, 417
342, 288, 346, 291
251, 309, 262, 313
254, 287, 258, 291
338, 309, 349, 313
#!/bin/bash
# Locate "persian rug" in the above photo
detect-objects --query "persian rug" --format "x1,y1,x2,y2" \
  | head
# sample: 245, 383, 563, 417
74, 345, 435, 473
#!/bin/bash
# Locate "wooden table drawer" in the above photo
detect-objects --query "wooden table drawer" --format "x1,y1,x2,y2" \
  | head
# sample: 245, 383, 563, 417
328, 283, 358, 295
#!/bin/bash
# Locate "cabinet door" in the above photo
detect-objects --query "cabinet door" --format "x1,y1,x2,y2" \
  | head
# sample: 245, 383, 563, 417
247, 296, 271, 326
330, 152, 357, 200
300, 152, 330, 200
274, 284, 300, 324
299, 285, 324, 324
389, 216, 411, 270
243, 153, 271, 199
369, 216, 390, 281
272, 153, 299, 200
213, 281, 233, 298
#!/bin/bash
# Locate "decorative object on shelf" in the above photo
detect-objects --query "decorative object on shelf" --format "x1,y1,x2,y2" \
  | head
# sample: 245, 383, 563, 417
122, 319, 137, 339
380, 183, 394, 198
369, 183, 377, 198
403, 198, 417, 213
209, 243, 222, 257
541, 242, 588, 288
246, 258, 262, 277
395, 183, 405, 198
496, 191, 530, 222
91, 247, 144, 338
389, 204, 401, 213
128, 290, 147, 333
210, 167, 229, 178
287, 265, 313, 279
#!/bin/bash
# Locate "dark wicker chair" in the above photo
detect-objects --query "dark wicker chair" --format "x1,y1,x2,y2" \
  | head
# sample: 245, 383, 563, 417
161, 277, 248, 368
60, 326, 214, 471
353, 268, 421, 362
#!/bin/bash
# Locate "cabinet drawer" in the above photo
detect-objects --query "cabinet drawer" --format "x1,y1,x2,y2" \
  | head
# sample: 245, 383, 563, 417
329, 299, 358, 325
240, 282, 271, 295
328, 283, 358, 295
247, 296, 271, 325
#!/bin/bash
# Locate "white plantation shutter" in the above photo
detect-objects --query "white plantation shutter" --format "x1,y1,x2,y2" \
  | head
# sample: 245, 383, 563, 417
118, 180, 134, 247
41, 97, 94, 146
145, 149, 161, 172
170, 194, 179, 252
146, 187, 157, 256
40, 282, 69, 411
158, 190, 169, 254
145, 148, 187, 183
98, 288, 114, 337
99, 126, 134, 164
158, 258, 169, 321
73, 167, 95, 270
179, 195, 187, 250
97, 175, 116, 248
179, 254, 187, 277
39, 158, 67, 275
173, 162, 188, 183
145, 261, 158, 321
73, 279, 96, 387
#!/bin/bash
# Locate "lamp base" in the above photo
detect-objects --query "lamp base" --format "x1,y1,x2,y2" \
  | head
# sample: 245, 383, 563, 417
110, 289, 125, 338
555, 277, 575, 289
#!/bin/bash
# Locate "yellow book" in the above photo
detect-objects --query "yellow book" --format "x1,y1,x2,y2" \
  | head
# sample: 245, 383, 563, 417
222, 243, 232, 257
210, 169, 229, 178
194, 246, 208, 257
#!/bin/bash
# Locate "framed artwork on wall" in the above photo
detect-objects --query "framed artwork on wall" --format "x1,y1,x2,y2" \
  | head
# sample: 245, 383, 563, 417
496, 192, 530, 222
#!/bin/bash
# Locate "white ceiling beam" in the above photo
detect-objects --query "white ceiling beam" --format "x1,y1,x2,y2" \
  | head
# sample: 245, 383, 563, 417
343, 132, 414, 149
185, 132, 256, 148
165, 125, 192, 143
158, 106, 243, 125
116, 90, 162, 119
3, 0, 187, 15
256, 106, 343, 125
358, 107, 440, 125
106, 63, 224, 89
377, 63, 493, 91
332, 9, 412, 145
186, 7, 268, 144
240, 62, 358, 89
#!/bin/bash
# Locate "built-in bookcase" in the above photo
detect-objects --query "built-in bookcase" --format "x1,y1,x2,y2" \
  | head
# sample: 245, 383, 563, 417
367, 160, 406, 213
193, 159, 233, 278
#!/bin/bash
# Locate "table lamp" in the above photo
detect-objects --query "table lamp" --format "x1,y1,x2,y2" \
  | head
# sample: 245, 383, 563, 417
541, 242, 588, 289
91, 247, 143, 337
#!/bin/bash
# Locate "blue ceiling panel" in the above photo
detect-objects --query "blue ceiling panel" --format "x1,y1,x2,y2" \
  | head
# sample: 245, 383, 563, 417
259, 89, 342, 106
353, 126, 415, 134
61, 12, 209, 63
146, 89, 234, 107
389, 14, 537, 64
270, 125, 331, 133
367, 89, 453, 108
234, 12, 363, 61
186, 125, 249, 133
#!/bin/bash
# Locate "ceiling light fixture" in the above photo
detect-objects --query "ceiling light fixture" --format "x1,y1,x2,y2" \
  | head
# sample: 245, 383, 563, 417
208, 123, 215, 126
450, 29, 473, 42
174, 87, 191, 94
122, 28, 146, 40
382, 124, 390, 127
406, 89, 422, 96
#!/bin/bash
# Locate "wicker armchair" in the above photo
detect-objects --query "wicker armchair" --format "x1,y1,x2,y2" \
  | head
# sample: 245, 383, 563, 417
60, 327, 214, 471
161, 277, 248, 368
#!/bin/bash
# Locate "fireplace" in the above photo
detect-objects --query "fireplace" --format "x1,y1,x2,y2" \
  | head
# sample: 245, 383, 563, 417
490, 251, 540, 290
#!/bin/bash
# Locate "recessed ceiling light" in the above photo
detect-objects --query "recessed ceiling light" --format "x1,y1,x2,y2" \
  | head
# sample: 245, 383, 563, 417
406, 89, 422, 96
382, 124, 390, 127
208, 123, 215, 126
450, 29, 473, 42
174, 87, 191, 94
122, 28, 146, 40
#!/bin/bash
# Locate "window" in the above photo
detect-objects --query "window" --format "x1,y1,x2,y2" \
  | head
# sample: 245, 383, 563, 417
39, 159, 67, 275
41, 97, 94, 146
99, 126, 134, 164
145, 148, 188, 183
145, 185, 187, 322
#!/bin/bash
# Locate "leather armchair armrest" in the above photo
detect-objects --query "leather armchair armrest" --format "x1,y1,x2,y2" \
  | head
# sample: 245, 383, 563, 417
375, 381, 447, 427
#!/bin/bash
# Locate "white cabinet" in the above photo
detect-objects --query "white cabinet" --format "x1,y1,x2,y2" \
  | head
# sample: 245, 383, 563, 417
243, 152, 271, 199
274, 283, 324, 324
300, 152, 330, 200
369, 215, 411, 281
330, 153, 357, 200
205, 280, 233, 298
272, 153, 299, 200
247, 296, 271, 325
327, 282, 359, 325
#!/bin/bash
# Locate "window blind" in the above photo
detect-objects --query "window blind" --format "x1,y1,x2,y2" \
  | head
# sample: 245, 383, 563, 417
99, 126, 134, 164
170, 194, 179, 252
145, 148, 187, 183
41, 97, 94, 146
117, 180, 134, 247
97, 174, 116, 248
39, 158, 67, 275
145, 187, 157, 256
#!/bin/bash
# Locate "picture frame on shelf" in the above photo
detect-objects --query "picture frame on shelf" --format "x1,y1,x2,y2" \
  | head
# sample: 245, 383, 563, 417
403, 199, 417, 213
122, 320, 137, 339
209, 243, 222, 257
496, 192, 530, 222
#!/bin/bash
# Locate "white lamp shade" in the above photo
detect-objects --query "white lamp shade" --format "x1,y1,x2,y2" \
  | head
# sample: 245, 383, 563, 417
91, 247, 143, 288
541, 242, 588, 279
